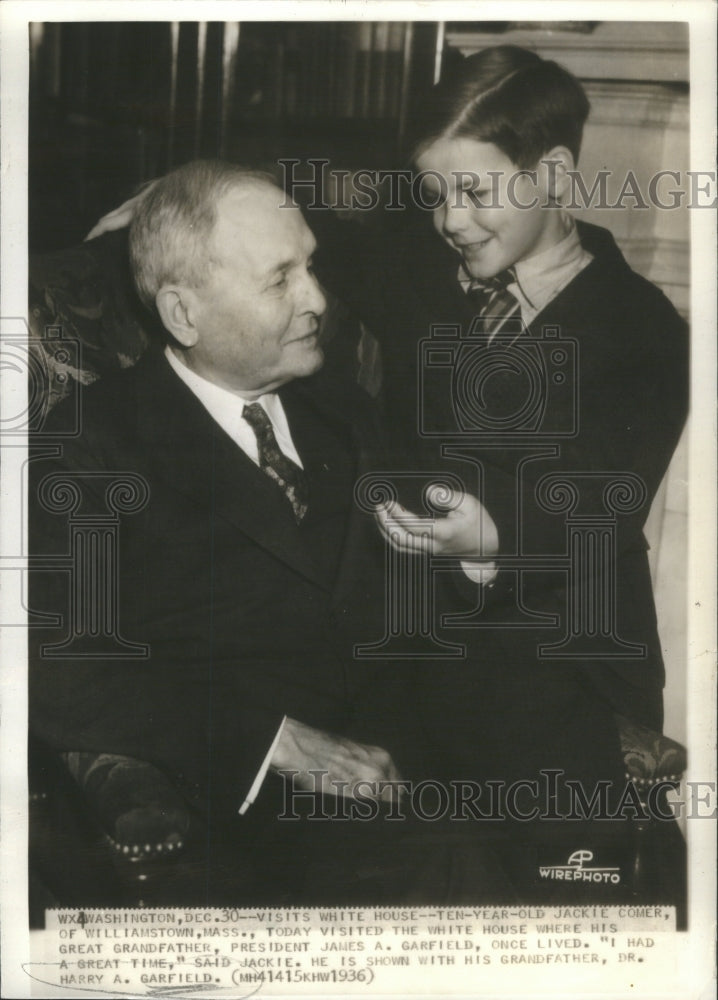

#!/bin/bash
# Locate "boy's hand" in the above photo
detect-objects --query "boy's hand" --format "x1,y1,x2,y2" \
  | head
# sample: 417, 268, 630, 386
84, 180, 158, 240
374, 486, 499, 560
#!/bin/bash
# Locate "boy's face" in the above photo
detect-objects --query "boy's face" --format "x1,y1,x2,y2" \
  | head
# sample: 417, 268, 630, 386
416, 137, 564, 280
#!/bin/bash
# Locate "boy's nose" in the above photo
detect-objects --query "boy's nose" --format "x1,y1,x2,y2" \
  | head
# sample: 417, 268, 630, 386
440, 203, 472, 239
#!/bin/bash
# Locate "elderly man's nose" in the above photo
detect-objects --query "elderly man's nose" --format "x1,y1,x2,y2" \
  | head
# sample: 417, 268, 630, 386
304, 272, 326, 316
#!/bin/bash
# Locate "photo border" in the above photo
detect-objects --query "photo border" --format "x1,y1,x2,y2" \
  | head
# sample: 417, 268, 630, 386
2, 2, 715, 997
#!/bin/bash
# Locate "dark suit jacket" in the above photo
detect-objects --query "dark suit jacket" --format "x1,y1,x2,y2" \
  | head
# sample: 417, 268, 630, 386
313, 215, 688, 758
28, 347, 398, 821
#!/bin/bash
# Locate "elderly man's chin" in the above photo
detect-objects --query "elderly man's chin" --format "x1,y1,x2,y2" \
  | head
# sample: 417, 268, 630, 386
292, 335, 325, 377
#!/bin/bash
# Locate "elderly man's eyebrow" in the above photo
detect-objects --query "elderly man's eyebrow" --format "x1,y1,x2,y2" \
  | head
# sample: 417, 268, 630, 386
266, 258, 295, 276
265, 245, 317, 279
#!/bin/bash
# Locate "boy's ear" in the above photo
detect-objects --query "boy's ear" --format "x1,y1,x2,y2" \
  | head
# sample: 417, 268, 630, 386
541, 146, 576, 204
155, 286, 200, 348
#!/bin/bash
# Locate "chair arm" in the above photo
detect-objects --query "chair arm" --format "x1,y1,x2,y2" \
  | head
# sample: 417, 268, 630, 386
614, 714, 687, 788
63, 752, 192, 861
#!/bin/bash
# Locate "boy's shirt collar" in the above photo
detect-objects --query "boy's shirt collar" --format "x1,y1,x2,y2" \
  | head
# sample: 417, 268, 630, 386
459, 217, 593, 326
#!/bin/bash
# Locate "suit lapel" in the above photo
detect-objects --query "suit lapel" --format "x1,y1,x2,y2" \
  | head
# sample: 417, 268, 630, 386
133, 350, 328, 591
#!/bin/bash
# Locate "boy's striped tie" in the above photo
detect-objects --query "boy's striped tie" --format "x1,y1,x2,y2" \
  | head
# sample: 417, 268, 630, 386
466, 267, 521, 339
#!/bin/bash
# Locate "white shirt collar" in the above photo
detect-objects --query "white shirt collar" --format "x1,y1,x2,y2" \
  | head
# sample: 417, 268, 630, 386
165, 342, 257, 402
164, 346, 303, 468
511, 220, 588, 306
459, 217, 592, 324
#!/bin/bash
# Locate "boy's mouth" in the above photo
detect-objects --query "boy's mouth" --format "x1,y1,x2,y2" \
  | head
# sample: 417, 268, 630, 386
457, 236, 493, 252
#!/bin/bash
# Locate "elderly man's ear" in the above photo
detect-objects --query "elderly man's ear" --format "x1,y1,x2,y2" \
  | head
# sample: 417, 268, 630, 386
155, 286, 200, 348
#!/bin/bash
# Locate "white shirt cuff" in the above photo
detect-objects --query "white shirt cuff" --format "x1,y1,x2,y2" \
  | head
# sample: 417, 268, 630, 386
461, 560, 499, 586
238, 715, 287, 815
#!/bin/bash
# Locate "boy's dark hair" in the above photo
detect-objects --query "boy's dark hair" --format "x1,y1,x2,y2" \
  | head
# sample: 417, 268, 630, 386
410, 45, 590, 168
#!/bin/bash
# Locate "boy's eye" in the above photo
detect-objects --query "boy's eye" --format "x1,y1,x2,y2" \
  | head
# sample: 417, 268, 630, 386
418, 179, 446, 207
465, 188, 491, 208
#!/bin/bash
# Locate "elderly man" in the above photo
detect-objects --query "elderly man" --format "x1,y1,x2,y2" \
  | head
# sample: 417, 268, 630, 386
29, 160, 503, 906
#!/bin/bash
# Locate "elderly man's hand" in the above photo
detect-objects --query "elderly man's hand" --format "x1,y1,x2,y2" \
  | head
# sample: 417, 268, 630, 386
271, 718, 402, 801
84, 180, 158, 241
374, 486, 499, 560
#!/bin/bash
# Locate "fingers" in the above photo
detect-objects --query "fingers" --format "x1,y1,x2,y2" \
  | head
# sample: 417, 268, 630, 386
424, 483, 463, 512
327, 744, 406, 803
322, 740, 400, 796
374, 502, 435, 555
373, 485, 468, 554
379, 756, 405, 802
374, 488, 499, 559
84, 208, 132, 241
273, 720, 403, 801
84, 194, 144, 241
84, 180, 161, 241
374, 500, 468, 555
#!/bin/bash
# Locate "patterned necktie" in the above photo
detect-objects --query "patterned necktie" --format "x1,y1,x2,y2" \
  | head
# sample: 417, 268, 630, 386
242, 402, 308, 523
466, 267, 521, 337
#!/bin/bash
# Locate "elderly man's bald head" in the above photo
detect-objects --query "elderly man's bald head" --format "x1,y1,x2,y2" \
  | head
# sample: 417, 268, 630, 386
130, 160, 291, 311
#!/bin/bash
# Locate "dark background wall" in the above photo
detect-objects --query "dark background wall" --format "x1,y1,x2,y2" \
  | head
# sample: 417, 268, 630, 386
29, 20, 445, 250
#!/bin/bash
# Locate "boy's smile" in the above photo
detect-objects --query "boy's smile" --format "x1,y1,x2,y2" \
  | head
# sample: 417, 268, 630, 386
416, 137, 570, 280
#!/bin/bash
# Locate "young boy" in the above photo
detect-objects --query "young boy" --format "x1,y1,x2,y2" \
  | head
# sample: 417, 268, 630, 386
315, 43, 687, 733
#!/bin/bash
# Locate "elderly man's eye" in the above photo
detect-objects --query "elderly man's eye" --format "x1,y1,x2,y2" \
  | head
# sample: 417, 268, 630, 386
269, 273, 288, 290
